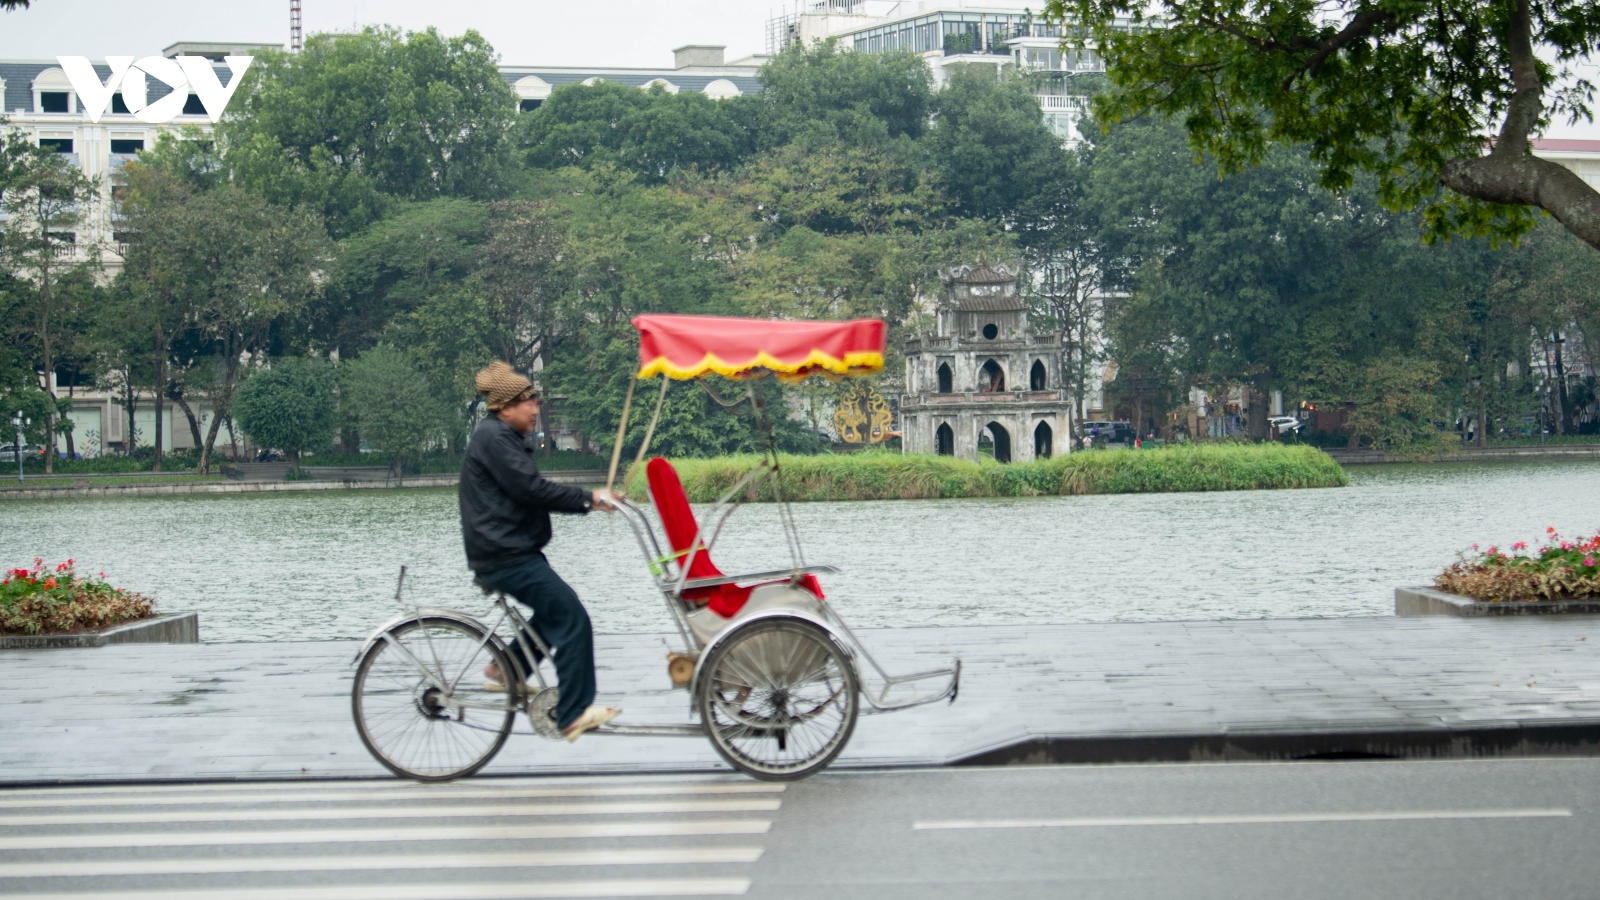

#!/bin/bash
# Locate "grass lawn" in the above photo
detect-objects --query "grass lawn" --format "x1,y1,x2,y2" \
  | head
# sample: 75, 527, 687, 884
624, 443, 1349, 502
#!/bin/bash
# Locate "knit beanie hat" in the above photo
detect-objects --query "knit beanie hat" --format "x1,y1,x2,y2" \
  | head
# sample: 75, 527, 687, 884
476, 361, 537, 411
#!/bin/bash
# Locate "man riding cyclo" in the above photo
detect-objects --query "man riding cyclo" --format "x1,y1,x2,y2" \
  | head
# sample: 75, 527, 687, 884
459, 361, 621, 741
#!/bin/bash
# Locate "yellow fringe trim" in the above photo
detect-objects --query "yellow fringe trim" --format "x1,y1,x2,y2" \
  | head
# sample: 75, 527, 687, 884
637, 349, 883, 382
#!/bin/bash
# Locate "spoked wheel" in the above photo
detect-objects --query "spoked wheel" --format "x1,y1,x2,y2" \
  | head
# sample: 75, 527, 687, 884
697, 617, 858, 781
351, 616, 516, 782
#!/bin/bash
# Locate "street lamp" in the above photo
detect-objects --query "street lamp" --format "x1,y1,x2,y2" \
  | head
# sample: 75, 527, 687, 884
12, 410, 28, 484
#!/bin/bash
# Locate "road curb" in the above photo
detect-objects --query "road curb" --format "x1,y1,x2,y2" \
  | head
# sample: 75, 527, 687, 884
0, 470, 602, 500
953, 721, 1600, 767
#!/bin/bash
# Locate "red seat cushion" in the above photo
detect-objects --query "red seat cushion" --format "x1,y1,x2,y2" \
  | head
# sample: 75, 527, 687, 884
645, 457, 823, 618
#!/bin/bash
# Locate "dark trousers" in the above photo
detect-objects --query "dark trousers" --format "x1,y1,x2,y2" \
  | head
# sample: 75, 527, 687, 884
477, 553, 595, 730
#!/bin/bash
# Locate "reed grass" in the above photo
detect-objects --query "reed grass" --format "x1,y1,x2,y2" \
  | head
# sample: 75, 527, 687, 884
623, 442, 1348, 503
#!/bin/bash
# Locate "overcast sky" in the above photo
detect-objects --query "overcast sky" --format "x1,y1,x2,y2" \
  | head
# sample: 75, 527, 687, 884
4, 0, 1597, 138
0, 0, 778, 68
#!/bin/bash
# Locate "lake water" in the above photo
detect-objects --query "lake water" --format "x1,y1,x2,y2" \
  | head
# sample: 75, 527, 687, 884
4, 459, 1599, 642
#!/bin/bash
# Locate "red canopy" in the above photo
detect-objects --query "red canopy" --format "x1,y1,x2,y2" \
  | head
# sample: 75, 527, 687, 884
632, 314, 885, 382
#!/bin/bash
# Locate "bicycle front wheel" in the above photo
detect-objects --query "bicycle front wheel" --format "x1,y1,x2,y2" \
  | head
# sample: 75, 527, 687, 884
352, 616, 515, 782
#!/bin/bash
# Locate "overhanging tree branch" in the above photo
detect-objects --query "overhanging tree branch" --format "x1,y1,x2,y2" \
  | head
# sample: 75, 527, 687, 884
1299, 8, 1397, 80
1440, 0, 1600, 252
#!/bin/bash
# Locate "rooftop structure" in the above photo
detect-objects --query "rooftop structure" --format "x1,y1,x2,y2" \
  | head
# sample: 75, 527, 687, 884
502, 44, 764, 111
161, 42, 277, 61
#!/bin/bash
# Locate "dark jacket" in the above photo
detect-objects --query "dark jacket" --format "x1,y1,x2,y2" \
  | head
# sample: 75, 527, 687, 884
460, 416, 591, 572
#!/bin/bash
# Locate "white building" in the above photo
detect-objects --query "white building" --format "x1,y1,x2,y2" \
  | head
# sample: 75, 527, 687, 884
768, 0, 1122, 143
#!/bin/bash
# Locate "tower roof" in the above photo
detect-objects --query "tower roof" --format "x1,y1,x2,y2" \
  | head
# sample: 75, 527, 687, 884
941, 256, 1025, 311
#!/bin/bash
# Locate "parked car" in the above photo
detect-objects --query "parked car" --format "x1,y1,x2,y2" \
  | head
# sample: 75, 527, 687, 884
1268, 416, 1304, 436
0, 444, 44, 463
1074, 421, 1137, 448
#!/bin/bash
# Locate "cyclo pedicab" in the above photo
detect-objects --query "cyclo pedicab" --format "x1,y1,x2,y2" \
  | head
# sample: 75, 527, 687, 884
350, 314, 961, 782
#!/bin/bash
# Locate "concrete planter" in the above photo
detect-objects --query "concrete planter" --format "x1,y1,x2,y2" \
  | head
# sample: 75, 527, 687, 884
0, 612, 199, 649
1396, 586, 1600, 617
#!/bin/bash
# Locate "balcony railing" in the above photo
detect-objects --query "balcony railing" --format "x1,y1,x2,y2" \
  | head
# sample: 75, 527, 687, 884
1037, 95, 1090, 111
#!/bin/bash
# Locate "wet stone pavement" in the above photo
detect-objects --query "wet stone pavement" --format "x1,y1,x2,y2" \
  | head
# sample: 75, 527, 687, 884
6, 617, 1600, 784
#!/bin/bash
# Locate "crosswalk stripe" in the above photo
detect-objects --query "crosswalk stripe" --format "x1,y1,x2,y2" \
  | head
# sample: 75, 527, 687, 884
0, 819, 773, 851
0, 771, 780, 797
0, 783, 783, 810
4, 798, 782, 827
0, 846, 765, 878
0, 878, 753, 899
912, 808, 1574, 830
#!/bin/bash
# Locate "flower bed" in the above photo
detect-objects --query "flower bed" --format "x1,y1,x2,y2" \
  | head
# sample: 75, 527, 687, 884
0, 559, 156, 635
1434, 530, 1600, 603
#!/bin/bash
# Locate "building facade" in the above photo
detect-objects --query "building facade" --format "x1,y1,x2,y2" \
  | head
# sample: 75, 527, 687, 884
900, 259, 1073, 462
768, 0, 1123, 143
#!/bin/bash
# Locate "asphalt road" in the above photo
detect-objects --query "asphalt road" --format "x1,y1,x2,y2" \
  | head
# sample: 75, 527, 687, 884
2, 758, 1596, 899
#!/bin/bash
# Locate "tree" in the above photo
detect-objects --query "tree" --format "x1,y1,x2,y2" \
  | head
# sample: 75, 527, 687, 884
473, 200, 571, 371
1050, 0, 1600, 251
114, 136, 331, 473
519, 82, 758, 182
1016, 149, 1103, 424
756, 40, 933, 149
325, 199, 489, 354
109, 163, 205, 471
1086, 115, 1490, 447
0, 137, 98, 473
1321, 355, 1455, 454
220, 27, 516, 237
339, 346, 452, 478
925, 67, 1070, 221
1482, 219, 1600, 436
113, 140, 332, 473
731, 141, 940, 237
232, 357, 337, 472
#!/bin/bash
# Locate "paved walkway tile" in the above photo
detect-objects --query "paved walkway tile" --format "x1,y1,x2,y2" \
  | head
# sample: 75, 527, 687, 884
3, 617, 1600, 783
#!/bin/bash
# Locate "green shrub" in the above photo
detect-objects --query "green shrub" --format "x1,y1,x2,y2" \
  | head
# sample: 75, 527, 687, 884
623, 443, 1348, 502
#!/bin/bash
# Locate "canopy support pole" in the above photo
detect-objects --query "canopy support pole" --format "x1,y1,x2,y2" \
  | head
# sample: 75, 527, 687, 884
604, 378, 637, 494
749, 382, 806, 571
628, 377, 670, 478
